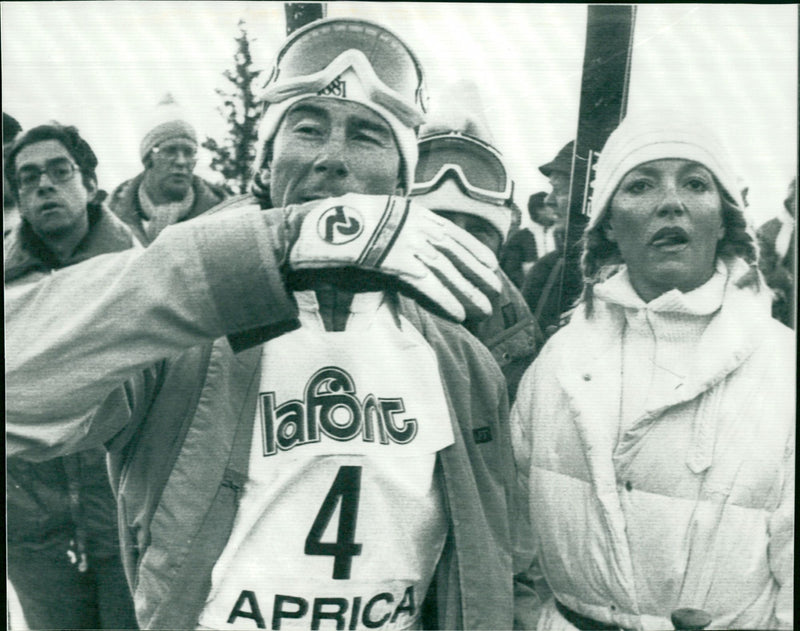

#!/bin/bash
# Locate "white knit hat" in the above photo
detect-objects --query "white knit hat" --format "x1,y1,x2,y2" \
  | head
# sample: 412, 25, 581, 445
588, 111, 746, 230
140, 93, 197, 162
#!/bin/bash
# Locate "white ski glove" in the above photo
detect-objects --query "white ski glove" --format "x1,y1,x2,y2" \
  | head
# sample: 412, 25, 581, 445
286, 193, 502, 322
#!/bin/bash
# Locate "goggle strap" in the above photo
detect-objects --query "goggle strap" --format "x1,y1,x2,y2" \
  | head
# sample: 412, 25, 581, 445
419, 132, 504, 158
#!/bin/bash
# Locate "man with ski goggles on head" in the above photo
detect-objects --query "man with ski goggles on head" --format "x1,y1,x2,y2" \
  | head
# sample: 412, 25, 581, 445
6, 17, 513, 631
411, 120, 543, 400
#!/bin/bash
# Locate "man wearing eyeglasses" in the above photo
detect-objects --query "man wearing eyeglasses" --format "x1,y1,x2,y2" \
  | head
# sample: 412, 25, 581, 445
4, 122, 139, 630
7, 18, 512, 631
109, 93, 227, 244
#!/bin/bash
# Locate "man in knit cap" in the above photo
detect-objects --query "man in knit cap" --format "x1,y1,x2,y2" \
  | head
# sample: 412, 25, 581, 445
109, 93, 226, 244
7, 17, 512, 630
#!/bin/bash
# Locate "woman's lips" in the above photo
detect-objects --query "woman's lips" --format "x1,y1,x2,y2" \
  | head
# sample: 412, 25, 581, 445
649, 226, 689, 249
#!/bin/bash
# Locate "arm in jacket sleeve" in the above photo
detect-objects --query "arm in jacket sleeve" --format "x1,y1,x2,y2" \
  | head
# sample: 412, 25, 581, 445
6, 206, 299, 458
510, 359, 552, 630
7, 195, 503, 460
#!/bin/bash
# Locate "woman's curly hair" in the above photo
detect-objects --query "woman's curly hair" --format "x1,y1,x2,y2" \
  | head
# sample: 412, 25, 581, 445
579, 181, 760, 316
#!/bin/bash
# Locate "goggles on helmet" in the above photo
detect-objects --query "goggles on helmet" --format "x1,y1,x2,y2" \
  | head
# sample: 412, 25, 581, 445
262, 18, 428, 129
413, 132, 514, 205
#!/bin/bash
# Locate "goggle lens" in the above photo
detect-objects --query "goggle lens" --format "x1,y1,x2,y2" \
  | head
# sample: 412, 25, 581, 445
414, 136, 510, 200
267, 19, 426, 113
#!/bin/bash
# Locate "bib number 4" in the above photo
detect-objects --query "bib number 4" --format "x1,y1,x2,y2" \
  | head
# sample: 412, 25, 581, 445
305, 466, 363, 579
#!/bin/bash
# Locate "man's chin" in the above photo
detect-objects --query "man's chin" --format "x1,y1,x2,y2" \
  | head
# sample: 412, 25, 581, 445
34, 219, 77, 240
162, 181, 192, 201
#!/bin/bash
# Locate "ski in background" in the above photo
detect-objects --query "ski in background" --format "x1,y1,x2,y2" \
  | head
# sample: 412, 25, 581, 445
556, 4, 636, 318
285, 2, 327, 35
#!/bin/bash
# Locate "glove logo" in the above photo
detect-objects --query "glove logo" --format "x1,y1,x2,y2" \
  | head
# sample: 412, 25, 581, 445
318, 205, 363, 245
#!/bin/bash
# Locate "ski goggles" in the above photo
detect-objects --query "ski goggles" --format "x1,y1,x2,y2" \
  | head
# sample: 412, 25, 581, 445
413, 132, 514, 204
262, 18, 428, 129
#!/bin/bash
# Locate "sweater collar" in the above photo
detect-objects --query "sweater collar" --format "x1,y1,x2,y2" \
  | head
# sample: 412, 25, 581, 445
557, 258, 769, 401
137, 180, 195, 221
593, 260, 727, 317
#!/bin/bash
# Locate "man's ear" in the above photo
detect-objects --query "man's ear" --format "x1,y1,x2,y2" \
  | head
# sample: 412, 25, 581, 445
85, 177, 98, 199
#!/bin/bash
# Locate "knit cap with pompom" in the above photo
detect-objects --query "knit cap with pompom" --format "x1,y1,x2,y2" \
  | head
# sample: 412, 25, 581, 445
139, 93, 197, 163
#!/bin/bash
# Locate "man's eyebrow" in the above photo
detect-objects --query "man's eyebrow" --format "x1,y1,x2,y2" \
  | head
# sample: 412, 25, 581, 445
16, 155, 71, 170
285, 103, 328, 121
350, 115, 393, 138
159, 139, 196, 147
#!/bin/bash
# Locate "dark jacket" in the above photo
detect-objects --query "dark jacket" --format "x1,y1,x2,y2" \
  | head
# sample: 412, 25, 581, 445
465, 268, 542, 401
521, 247, 583, 337
109, 172, 227, 245
757, 216, 795, 328
500, 227, 538, 289
5, 200, 139, 561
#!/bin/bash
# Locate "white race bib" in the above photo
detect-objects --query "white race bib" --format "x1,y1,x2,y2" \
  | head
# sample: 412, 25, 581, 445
199, 292, 454, 630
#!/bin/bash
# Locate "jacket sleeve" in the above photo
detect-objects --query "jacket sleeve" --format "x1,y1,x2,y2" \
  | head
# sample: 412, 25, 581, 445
768, 424, 794, 629
6, 206, 299, 458
510, 355, 553, 630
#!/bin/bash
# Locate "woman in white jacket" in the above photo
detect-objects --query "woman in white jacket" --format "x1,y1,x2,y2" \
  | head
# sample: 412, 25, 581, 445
512, 113, 794, 630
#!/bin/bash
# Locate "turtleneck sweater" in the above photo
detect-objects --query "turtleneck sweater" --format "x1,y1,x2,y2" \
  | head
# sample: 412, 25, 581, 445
593, 260, 727, 444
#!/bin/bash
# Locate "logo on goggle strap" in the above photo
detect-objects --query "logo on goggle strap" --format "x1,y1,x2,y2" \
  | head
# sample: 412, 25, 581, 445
319, 76, 346, 98
318, 206, 363, 244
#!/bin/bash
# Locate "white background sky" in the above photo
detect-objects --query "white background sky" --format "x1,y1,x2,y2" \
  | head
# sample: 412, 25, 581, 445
2, 2, 796, 227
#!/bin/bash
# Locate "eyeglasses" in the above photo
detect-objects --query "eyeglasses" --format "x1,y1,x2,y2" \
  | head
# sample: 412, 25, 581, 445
151, 143, 197, 162
16, 157, 79, 192
412, 132, 514, 204
262, 18, 428, 128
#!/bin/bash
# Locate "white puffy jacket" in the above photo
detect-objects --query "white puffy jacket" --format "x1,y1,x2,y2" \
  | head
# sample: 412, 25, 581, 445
512, 259, 794, 630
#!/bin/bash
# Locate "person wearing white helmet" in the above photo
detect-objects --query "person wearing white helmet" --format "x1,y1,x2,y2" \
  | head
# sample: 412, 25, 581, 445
512, 112, 794, 630
6, 17, 513, 630
410, 122, 542, 400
